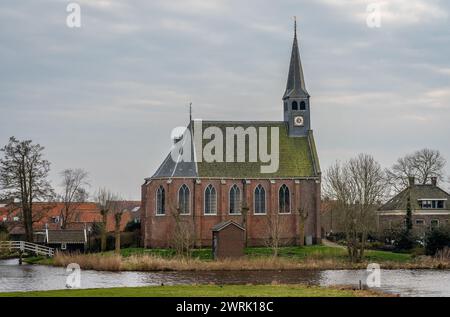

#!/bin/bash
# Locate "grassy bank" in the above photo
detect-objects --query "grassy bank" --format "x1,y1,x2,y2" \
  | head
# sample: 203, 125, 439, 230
0, 284, 390, 297
24, 245, 450, 271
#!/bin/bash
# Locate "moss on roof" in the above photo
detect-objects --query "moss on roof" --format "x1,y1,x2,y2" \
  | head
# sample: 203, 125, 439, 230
151, 121, 321, 179
196, 121, 318, 178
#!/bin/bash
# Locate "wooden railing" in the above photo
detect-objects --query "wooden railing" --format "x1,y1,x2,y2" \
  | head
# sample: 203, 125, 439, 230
0, 241, 54, 257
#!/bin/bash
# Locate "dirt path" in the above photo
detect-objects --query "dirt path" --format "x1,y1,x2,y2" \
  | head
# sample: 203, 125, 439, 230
322, 239, 346, 249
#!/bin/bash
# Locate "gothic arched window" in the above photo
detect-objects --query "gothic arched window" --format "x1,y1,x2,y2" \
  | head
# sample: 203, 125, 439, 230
229, 184, 241, 214
292, 101, 298, 110
300, 101, 306, 110
254, 184, 266, 214
156, 186, 165, 215
204, 184, 217, 215
178, 184, 190, 214
279, 184, 290, 214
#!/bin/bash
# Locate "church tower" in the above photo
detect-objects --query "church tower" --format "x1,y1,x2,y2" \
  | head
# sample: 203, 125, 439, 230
283, 19, 310, 137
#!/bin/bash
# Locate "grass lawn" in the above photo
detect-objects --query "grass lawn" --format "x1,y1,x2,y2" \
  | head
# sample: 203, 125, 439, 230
115, 245, 412, 263
0, 284, 382, 297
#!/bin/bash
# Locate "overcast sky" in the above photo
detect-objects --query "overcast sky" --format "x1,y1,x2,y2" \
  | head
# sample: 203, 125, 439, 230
1, 0, 449, 199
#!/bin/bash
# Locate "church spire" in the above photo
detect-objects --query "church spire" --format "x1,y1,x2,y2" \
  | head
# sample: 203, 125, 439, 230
283, 17, 308, 100
283, 18, 311, 137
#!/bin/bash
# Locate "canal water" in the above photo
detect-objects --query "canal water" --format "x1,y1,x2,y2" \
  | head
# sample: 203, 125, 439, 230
1, 259, 449, 296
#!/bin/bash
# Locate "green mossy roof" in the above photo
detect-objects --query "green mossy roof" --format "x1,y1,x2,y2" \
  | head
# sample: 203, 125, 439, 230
196, 121, 319, 178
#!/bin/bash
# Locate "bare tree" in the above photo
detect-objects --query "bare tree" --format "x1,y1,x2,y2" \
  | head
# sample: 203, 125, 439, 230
386, 149, 446, 193
171, 207, 194, 257
295, 199, 309, 247
0, 137, 54, 242
111, 199, 127, 254
94, 188, 117, 252
59, 168, 89, 229
265, 212, 285, 257
324, 154, 386, 262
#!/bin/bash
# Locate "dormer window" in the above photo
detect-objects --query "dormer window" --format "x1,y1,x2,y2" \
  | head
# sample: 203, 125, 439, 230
292, 101, 298, 110
418, 200, 445, 209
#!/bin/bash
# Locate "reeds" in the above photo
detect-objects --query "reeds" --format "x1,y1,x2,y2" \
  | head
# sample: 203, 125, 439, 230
51, 251, 450, 272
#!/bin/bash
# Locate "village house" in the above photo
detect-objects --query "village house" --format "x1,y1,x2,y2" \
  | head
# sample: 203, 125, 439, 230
141, 23, 322, 248
378, 177, 450, 235
0, 201, 141, 241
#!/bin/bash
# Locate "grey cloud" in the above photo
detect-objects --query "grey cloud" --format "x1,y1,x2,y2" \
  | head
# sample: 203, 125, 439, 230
1, 0, 449, 198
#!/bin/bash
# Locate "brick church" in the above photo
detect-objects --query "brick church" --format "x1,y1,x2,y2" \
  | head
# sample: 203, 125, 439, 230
141, 23, 322, 248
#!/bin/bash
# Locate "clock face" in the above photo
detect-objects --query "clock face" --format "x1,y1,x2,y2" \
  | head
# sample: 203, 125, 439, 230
294, 116, 304, 127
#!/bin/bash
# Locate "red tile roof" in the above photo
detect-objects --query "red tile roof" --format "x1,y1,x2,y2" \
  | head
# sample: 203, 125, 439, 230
1, 201, 140, 233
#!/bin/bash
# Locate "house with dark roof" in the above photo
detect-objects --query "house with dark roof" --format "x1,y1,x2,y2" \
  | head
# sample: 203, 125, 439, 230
378, 177, 450, 234
39, 228, 88, 252
141, 22, 322, 248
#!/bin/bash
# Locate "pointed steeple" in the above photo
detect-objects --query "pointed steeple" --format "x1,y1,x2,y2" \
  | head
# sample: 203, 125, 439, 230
283, 18, 309, 100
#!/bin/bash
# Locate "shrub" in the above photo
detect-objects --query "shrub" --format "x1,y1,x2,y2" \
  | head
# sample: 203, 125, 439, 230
327, 232, 346, 242
425, 227, 450, 256
124, 221, 140, 232
394, 230, 417, 251
0, 223, 8, 234
434, 247, 450, 261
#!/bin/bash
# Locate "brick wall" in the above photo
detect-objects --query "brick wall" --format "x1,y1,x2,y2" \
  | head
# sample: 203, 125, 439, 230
142, 177, 321, 248
378, 213, 450, 235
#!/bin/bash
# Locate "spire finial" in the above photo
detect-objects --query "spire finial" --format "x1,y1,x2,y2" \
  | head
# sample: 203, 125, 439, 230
294, 16, 297, 38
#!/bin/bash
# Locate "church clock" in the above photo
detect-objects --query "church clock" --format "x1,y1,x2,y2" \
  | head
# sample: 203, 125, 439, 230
294, 116, 304, 127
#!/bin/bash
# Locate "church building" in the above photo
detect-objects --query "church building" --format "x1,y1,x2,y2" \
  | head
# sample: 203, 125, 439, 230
141, 23, 322, 248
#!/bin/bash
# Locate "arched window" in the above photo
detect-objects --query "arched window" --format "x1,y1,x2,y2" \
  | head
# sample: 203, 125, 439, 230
279, 184, 290, 214
254, 184, 266, 214
292, 101, 298, 110
284, 102, 288, 112
178, 184, 190, 214
204, 184, 217, 215
156, 186, 165, 215
229, 184, 241, 214
300, 101, 306, 110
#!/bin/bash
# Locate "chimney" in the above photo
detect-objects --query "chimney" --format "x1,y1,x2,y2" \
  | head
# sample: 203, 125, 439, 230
431, 177, 438, 187
408, 176, 415, 187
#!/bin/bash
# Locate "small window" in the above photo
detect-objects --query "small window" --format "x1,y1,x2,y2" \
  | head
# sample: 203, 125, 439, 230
292, 101, 298, 110
437, 201, 445, 209
156, 186, 165, 215
204, 184, 217, 215
178, 184, 190, 214
279, 184, 290, 214
415, 219, 425, 225
300, 101, 306, 110
254, 184, 266, 214
284, 102, 287, 112
2, 217, 7, 222
61, 243, 67, 250
431, 219, 439, 228
421, 200, 433, 209
229, 184, 241, 214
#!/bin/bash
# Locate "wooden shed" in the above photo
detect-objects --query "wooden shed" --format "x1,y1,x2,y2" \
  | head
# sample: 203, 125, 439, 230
211, 220, 245, 260
44, 229, 87, 252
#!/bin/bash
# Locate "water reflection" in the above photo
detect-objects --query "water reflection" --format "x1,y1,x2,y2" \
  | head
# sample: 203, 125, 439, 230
1, 259, 450, 296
